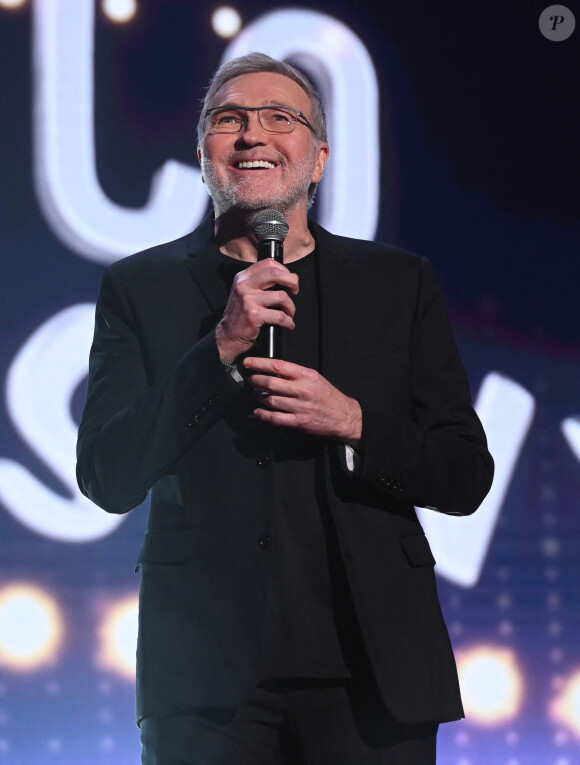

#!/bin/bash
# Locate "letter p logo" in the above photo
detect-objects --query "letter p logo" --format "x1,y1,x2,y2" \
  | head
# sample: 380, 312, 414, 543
539, 5, 576, 40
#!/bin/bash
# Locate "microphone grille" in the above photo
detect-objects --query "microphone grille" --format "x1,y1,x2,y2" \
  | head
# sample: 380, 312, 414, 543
252, 209, 289, 243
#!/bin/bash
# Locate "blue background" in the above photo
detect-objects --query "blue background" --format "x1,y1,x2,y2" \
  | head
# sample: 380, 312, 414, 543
0, 1, 579, 763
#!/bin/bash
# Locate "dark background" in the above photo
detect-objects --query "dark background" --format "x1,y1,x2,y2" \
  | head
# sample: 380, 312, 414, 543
0, 1, 579, 763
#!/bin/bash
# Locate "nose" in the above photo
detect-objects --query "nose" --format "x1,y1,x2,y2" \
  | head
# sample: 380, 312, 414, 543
237, 111, 265, 143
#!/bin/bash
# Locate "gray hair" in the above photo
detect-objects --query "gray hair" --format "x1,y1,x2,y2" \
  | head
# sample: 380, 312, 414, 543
196, 52, 328, 147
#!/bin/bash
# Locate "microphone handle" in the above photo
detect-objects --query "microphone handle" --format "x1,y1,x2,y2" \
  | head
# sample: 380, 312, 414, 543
257, 239, 284, 359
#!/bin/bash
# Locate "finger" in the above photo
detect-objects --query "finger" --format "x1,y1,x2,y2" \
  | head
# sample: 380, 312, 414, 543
252, 407, 300, 428
255, 392, 315, 421
232, 296, 295, 332
252, 392, 295, 413
232, 262, 297, 295
249, 375, 299, 398
259, 307, 296, 330
243, 357, 303, 377
252, 290, 297, 318
247, 258, 290, 274
248, 264, 299, 293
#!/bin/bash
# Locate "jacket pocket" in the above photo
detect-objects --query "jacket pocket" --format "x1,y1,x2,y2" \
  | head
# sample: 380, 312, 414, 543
400, 533, 436, 567
135, 527, 196, 571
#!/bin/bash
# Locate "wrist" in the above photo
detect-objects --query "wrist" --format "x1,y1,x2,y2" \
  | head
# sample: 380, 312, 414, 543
343, 397, 363, 450
215, 323, 238, 365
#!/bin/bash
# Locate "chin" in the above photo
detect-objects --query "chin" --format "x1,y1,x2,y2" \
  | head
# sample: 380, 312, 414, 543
233, 186, 285, 210
215, 196, 284, 217
210, 181, 309, 218
237, 188, 307, 214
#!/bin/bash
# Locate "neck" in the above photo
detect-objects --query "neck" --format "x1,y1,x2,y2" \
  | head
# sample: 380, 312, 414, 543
213, 205, 315, 263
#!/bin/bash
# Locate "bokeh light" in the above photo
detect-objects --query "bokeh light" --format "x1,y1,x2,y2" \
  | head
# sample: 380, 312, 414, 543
101, 0, 137, 24
0, 583, 64, 671
212, 6, 242, 38
97, 594, 139, 680
0, 0, 27, 8
550, 669, 580, 737
457, 645, 524, 725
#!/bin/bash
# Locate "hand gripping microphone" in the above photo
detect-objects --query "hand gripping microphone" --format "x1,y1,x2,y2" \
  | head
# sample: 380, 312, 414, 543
252, 209, 290, 359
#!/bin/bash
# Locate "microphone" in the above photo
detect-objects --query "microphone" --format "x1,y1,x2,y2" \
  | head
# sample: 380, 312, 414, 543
252, 209, 289, 359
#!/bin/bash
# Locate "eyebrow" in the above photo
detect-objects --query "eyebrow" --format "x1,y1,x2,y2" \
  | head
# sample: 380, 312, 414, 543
210, 101, 297, 110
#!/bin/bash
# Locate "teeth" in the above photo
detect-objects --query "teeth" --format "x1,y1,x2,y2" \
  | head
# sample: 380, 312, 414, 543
236, 160, 276, 169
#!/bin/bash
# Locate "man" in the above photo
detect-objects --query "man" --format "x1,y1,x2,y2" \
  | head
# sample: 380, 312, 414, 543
77, 53, 493, 764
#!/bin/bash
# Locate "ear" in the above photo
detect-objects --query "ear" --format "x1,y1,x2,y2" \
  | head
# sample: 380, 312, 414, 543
311, 142, 329, 184
197, 148, 205, 184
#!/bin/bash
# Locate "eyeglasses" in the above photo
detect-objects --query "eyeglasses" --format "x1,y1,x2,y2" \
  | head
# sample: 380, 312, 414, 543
204, 105, 316, 136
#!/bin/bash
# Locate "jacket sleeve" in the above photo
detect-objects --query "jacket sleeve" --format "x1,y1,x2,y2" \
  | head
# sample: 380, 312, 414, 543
76, 265, 242, 514
355, 258, 494, 516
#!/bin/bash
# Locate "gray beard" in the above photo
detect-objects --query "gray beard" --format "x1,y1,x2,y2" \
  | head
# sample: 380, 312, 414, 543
201, 156, 315, 218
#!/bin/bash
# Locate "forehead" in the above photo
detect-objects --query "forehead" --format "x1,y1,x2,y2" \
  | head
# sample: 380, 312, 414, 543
211, 72, 312, 114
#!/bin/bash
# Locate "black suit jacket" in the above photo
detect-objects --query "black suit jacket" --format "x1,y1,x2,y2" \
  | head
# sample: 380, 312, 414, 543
77, 215, 493, 726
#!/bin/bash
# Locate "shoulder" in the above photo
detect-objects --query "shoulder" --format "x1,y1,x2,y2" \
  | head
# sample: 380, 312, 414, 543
311, 219, 430, 278
338, 233, 421, 264
103, 233, 192, 282
102, 213, 214, 282
311, 222, 447, 315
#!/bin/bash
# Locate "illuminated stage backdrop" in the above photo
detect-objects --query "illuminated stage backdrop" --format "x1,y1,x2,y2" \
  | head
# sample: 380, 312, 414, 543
0, 1, 579, 763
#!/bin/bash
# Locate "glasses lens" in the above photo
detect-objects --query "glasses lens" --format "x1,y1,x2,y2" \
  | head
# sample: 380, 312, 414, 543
207, 109, 244, 133
259, 108, 296, 133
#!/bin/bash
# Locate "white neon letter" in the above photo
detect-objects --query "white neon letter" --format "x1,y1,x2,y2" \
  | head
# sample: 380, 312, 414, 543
32, 0, 207, 263
221, 9, 380, 241
418, 373, 536, 587
0, 305, 126, 542
562, 416, 580, 462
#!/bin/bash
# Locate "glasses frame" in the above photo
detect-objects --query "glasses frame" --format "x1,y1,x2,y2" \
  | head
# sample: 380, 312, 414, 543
204, 105, 317, 136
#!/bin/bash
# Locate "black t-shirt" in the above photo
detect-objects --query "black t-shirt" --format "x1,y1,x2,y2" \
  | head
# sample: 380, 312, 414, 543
217, 250, 352, 681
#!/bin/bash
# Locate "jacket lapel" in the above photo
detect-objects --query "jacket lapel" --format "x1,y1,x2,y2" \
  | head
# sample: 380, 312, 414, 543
185, 213, 227, 313
310, 220, 355, 393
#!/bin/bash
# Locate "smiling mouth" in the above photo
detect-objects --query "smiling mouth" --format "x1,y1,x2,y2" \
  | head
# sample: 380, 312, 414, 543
235, 160, 277, 169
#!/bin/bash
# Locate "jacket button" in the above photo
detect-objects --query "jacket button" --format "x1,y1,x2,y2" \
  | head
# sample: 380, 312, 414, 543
258, 534, 271, 549
256, 455, 271, 468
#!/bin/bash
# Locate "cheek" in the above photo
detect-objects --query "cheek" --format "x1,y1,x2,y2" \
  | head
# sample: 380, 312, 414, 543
200, 155, 226, 182
200, 137, 232, 165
